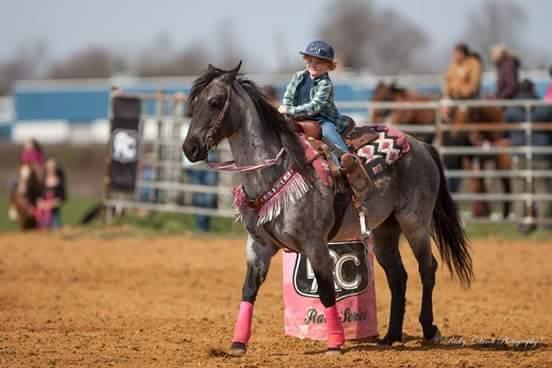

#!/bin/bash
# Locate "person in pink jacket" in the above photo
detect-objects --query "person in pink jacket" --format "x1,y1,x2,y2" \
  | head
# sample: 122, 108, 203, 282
544, 65, 552, 103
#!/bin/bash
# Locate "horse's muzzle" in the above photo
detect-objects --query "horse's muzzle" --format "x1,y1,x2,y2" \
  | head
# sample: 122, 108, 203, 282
182, 137, 208, 162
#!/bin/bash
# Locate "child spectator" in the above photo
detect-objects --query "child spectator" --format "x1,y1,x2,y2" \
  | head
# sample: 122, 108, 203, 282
37, 159, 67, 228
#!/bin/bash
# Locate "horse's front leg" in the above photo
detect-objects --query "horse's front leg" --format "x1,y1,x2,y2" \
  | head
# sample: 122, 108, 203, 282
305, 240, 345, 354
230, 235, 278, 356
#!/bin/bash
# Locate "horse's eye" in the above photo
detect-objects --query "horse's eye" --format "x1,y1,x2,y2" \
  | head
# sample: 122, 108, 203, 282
208, 97, 223, 109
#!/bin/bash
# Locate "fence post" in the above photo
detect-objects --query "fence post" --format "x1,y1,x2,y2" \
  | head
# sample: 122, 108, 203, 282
524, 101, 534, 227
435, 100, 444, 163
133, 99, 146, 203
154, 92, 165, 204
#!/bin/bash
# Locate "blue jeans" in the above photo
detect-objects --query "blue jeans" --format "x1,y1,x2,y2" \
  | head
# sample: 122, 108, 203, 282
318, 119, 349, 152
187, 169, 219, 232
50, 211, 62, 228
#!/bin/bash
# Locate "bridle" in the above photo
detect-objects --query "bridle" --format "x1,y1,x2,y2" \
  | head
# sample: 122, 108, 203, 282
205, 86, 232, 150
202, 84, 286, 173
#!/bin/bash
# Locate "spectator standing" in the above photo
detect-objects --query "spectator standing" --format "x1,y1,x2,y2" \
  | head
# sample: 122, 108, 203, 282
491, 45, 520, 100
504, 79, 552, 232
543, 65, 552, 103
443, 43, 482, 100
441, 43, 483, 193
20, 139, 46, 180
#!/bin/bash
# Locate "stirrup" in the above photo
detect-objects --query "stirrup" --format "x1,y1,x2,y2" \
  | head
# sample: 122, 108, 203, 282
358, 209, 372, 240
351, 192, 372, 240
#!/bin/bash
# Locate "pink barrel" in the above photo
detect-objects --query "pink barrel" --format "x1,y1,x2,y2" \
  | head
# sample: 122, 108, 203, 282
282, 239, 377, 341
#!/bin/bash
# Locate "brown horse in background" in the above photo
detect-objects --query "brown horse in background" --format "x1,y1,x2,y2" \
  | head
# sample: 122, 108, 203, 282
371, 82, 436, 143
443, 98, 512, 218
9, 164, 44, 230
371, 81, 512, 218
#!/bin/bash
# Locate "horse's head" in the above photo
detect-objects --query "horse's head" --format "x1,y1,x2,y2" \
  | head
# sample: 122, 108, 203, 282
373, 81, 401, 102
183, 61, 242, 162
372, 81, 406, 123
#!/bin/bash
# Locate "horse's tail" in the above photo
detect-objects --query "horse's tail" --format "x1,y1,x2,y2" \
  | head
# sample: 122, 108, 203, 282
425, 143, 473, 286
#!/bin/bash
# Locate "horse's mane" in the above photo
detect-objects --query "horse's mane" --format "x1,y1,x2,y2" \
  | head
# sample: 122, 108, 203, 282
238, 79, 309, 175
188, 67, 309, 175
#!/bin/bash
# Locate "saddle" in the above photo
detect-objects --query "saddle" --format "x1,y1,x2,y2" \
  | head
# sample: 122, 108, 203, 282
295, 117, 381, 237
295, 116, 379, 152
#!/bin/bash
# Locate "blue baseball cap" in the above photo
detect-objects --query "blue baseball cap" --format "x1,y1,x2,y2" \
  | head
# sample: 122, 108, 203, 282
300, 40, 335, 62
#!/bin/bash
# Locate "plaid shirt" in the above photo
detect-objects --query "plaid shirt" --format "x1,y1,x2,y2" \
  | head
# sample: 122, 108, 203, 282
282, 70, 348, 133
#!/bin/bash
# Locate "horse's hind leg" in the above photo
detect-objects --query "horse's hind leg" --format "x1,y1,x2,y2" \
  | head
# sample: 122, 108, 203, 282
304, 239, 345, 353
230, 235, 277, 355
373, 218, 406, 346
401, 226, 440, 341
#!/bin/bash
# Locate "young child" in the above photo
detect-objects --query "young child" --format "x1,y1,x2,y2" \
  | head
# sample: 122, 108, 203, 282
37, 158, 66, 228
279, 40, 349, 158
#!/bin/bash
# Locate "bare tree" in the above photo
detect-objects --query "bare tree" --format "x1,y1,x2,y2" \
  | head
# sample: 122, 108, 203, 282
369, 9, 430, 74
462, 0, 527, 65
319, 0, 429, 73
136, 42, 209, 77
319, 0, 376, 71
48, 46, 115, 79
214, 19, 243, 69
0, 39, 48, 95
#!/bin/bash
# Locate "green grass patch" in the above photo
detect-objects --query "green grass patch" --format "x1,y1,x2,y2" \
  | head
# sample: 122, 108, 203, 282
465, 223, 552, 240
0, 194, 243, 235
2, 194, 551, 240
109, 211, 245, 236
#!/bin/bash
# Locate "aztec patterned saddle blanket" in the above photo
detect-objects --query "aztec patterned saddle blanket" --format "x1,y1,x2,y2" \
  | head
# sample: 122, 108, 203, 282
345, 125, 411, 179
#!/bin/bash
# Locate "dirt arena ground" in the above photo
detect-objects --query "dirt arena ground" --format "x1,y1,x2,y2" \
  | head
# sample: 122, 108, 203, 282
0, 230, 551, 367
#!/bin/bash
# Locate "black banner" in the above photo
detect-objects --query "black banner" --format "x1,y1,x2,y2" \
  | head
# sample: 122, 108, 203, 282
292, 241, 370, 301
109, 96, 141, 192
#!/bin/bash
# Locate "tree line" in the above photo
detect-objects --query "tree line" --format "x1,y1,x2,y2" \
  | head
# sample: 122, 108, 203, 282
0, 0, 547, 95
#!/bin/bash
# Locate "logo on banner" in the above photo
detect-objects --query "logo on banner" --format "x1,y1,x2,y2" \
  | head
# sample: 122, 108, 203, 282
292, 241, 370, 301
112, 129, 138, 163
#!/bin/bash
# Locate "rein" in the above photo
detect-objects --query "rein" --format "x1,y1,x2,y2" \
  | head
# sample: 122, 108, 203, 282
208, 147, 285, 173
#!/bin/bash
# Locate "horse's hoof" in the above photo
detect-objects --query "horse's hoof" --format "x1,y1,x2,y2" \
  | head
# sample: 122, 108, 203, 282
424, 326, 442, 343
229, 342, 247, 356
376, 334, 402, 346
325, 347, 343, 355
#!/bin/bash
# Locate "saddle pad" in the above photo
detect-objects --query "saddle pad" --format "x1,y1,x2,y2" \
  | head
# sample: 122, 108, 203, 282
354, 126, 410, 178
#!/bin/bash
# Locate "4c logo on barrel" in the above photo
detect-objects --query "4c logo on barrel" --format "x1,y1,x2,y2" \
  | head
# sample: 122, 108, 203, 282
292, 241, 370, 301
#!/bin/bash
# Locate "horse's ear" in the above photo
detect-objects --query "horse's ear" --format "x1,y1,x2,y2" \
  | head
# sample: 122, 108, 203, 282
222, 60, 242, 84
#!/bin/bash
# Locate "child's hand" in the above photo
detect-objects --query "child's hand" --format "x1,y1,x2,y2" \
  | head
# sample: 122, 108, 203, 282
278, 105, 288, 114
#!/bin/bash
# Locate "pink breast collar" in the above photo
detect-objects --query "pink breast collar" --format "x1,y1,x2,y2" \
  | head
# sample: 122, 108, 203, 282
233, 167, 311, 226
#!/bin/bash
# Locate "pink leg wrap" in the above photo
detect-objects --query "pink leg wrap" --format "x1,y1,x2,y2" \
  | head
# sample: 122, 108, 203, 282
232, 301, 254, 344
325, 306, 345, 348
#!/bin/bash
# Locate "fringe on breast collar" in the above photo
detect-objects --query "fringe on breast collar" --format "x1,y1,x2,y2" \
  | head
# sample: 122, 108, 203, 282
232, 168, 311, 226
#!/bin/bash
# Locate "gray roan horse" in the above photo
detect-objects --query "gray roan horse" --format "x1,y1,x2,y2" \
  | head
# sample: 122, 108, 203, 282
183, 62, 473, 355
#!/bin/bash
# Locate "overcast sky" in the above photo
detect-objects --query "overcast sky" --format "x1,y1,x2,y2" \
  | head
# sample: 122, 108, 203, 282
0, 0, 550, 71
